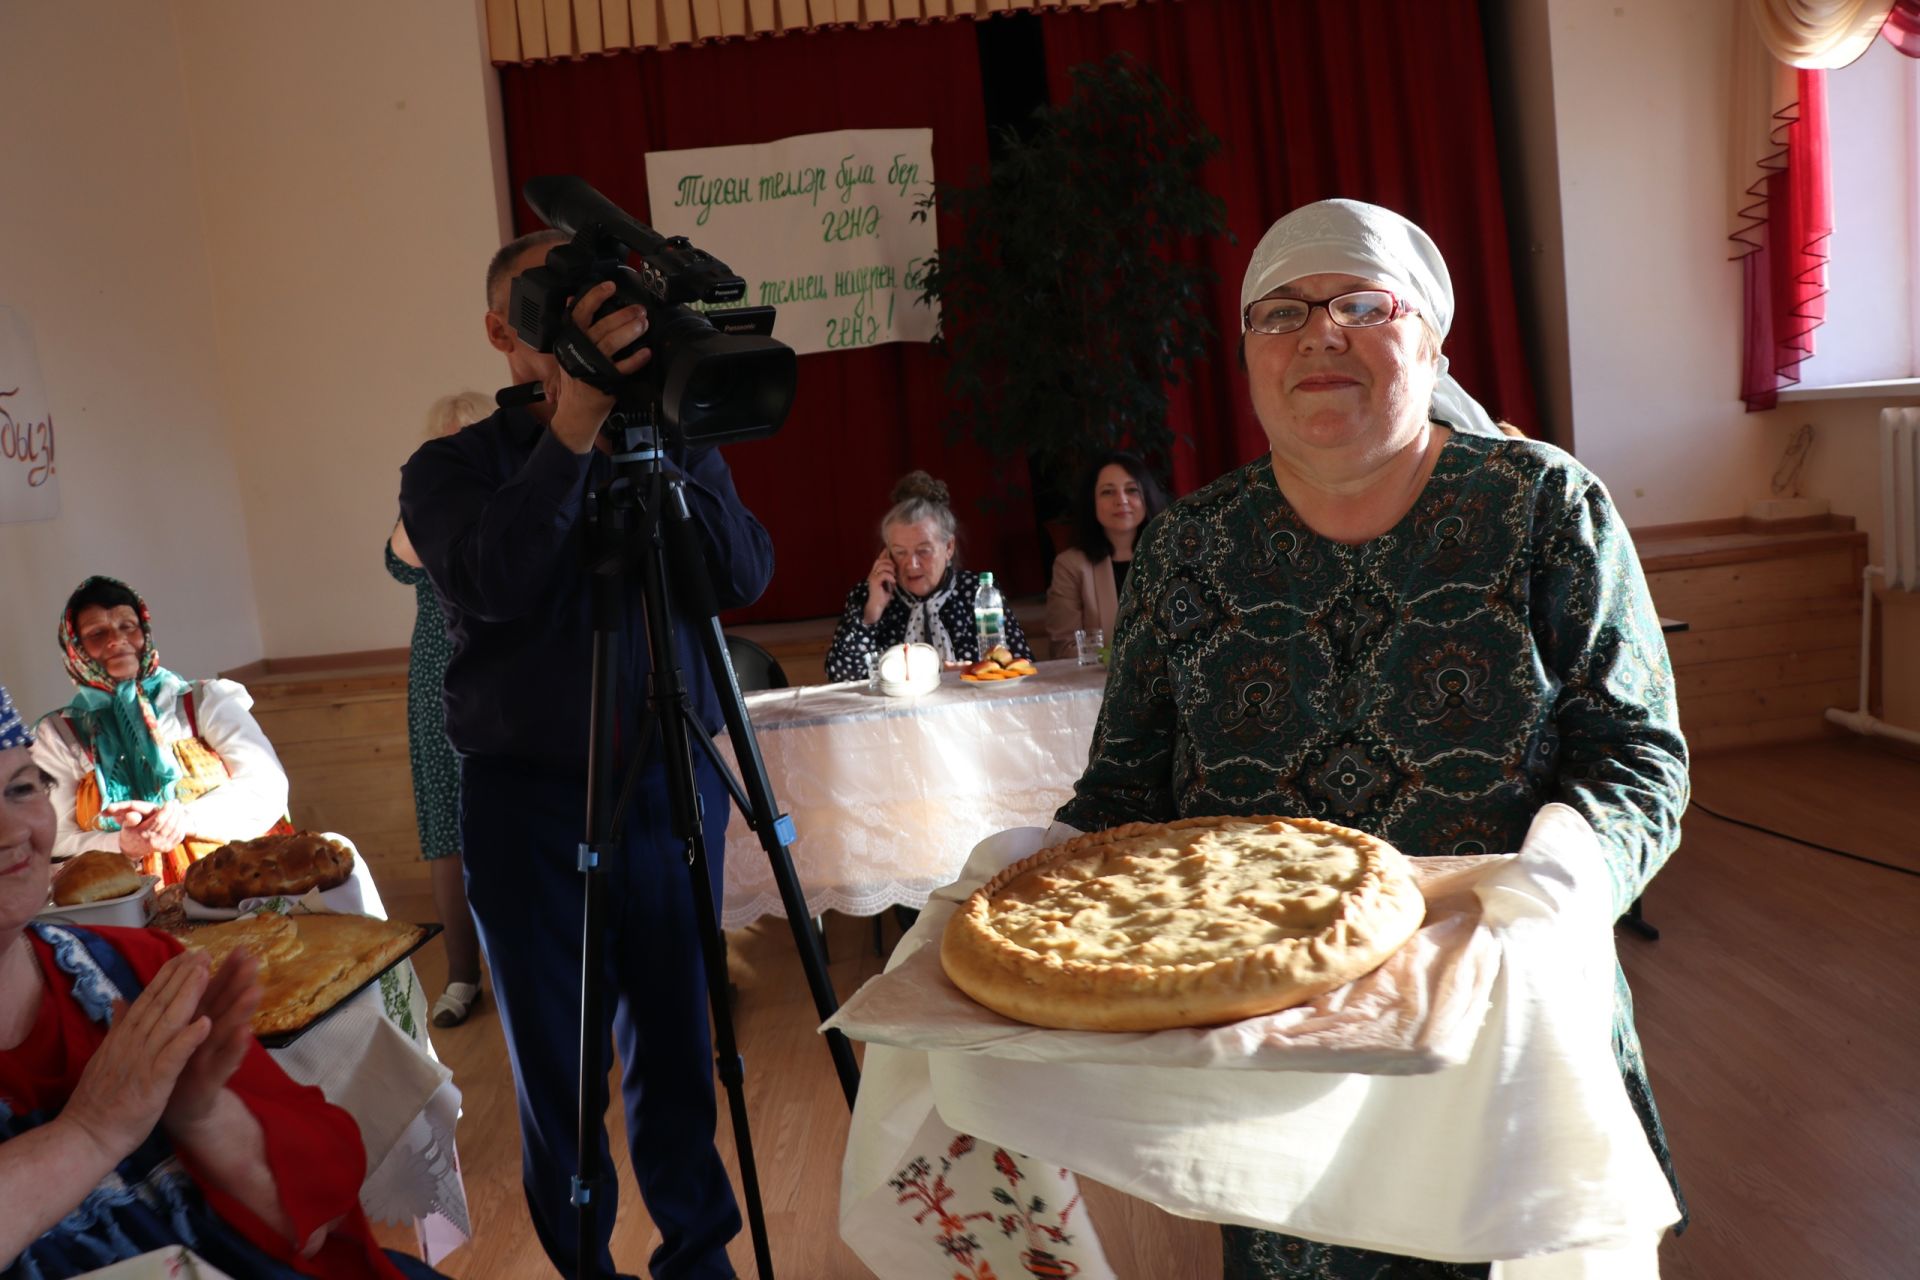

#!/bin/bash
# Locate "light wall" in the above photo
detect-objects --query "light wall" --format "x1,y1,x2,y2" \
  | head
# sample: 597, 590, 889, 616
0, 2, 263, 722
1528, 0, 1912, 568
172, 0, 509, 659
1510, 0, 1917, 727
1543, 0, 1780, 524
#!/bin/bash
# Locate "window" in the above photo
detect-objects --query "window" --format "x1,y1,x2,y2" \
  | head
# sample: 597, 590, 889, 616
1795, 39, 1920, 390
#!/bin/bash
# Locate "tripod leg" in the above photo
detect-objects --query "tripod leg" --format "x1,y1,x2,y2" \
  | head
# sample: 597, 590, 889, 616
665, 482, 861, 1108
631, 468, 778, 1280
572, 497, 624, 1280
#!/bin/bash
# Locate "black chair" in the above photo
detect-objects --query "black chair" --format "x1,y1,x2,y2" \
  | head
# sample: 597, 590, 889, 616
724, 633, 789, 692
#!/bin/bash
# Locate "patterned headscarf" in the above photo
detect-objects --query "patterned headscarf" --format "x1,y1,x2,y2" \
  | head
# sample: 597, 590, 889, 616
1239, 198, 1502, 439
0, 683, 32, 752
57, 576, 189, 816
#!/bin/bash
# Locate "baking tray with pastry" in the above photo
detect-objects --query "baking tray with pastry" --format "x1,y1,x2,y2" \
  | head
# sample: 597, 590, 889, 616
162, 829, 435, 1045
171, 909, 442, 1048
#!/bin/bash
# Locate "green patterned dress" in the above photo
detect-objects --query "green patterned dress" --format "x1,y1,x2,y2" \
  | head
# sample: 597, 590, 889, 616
386, 542, 462, 860
1055, 432, 1688, 1279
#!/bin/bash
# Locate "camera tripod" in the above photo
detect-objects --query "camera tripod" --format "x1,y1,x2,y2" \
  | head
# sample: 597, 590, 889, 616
572, 411, 860, 1280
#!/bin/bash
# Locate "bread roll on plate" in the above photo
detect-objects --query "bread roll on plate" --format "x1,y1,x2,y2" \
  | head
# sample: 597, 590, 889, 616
52, 850, 145, 906
42, 851, 156, 928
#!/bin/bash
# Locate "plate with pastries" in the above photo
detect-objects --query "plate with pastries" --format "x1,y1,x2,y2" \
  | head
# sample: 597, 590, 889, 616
959, 645, 1038, 684
180, 831, 367, 920
40, 850, 160, 929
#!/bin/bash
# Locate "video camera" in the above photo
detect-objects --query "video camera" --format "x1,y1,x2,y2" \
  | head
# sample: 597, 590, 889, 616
509, 175, 797, 445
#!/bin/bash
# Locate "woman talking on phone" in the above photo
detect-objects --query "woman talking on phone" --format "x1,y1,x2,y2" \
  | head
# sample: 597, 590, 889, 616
824, 471, 1034, 683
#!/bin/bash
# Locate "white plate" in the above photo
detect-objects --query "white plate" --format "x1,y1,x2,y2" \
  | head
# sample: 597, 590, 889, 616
39, 875, 160, 929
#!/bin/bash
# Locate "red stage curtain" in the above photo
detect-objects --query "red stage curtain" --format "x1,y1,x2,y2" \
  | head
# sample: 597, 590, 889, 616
1038, 0, 1541, 494
1738, 69, 1832, 412
498, 24, 1037, 623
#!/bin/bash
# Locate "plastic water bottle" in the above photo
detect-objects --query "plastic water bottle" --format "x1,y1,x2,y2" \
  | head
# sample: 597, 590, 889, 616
974, 571, 1006, 655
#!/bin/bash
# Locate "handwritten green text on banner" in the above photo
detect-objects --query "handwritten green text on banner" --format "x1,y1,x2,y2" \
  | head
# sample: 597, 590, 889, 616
645, 128, 938, 357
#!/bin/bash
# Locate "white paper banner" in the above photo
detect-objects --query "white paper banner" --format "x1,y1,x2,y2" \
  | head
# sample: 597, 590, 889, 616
0, 305, 58, 523
645, 128, 938, 357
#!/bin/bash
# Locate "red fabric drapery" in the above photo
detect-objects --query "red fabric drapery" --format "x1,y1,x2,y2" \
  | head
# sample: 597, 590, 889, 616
500, 1, 1540, 620
1883, 0, 1920, 55
499, 23, 1037, 623
1736, 69, 1833, 412
1038, 0, 1540, 494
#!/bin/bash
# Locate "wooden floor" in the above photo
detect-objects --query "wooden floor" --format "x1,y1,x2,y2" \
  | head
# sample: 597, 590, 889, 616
374, 737, 1920, 1279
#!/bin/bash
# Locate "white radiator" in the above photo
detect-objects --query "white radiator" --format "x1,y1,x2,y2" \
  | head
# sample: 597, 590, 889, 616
1885, 407, 1920, 591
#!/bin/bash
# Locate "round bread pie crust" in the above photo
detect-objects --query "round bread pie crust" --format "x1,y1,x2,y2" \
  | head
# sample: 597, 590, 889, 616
940, 815, 1427, 1032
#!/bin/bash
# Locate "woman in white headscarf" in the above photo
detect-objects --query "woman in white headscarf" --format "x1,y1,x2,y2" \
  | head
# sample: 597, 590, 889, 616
1053, 199, 1689, 1277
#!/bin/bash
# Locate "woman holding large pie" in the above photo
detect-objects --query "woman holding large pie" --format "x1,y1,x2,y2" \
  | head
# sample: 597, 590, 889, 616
0, 681, 444, 1278
1053, 199, 1689, 1279
32, 576, 293, 885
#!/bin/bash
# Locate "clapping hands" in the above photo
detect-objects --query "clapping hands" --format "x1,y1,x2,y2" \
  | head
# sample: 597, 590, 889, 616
59, 948, 261, 1163
102, 800, 188, 862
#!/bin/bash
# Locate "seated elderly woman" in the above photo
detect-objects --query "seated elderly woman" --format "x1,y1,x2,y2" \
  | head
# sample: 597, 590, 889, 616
0, 683, 443, 1278
1054, 199, 1688, 1278
32, 577, 291, 885
1043, 450, 1169, 658
824, 470, 1035, 682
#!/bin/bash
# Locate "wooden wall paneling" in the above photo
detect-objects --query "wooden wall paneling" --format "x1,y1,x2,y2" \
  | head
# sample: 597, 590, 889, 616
1660, 611, 1858, 665
1671, 646, 1860, 699
242, 667, 423, 888
1638, 521, 1868, 750
1676, 679, 1860, 733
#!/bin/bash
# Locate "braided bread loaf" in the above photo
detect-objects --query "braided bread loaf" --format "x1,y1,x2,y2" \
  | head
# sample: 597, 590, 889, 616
184, 832, 355, 908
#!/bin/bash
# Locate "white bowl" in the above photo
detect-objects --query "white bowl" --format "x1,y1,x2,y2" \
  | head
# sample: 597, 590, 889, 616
39, 876, 160, 929
875, 643, 941, 697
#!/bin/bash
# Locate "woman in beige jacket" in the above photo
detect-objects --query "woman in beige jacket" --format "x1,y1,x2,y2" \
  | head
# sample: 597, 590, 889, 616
1044, 451, 1170, 658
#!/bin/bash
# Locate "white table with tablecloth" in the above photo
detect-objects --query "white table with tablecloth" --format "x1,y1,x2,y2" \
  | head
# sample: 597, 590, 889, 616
714, 660, 1108, 927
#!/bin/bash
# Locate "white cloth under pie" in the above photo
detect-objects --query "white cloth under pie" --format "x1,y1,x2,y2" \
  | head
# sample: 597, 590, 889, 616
838, 807, 1678, 1274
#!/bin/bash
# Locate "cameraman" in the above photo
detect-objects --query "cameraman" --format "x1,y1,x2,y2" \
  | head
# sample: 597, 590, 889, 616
399, 229, 771, 1280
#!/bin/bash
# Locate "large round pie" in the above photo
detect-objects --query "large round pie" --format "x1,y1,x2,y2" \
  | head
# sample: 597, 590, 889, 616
940, 815, 1426, 1031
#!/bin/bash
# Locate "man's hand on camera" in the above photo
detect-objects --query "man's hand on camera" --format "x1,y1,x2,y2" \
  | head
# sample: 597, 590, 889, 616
549, 281, 653, 455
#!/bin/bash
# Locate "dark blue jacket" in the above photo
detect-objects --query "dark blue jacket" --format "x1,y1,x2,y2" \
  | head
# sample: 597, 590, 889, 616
399, 407, 773, 773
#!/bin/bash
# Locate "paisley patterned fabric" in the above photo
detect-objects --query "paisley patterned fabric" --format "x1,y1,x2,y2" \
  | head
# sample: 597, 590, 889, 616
1056, 432, 1689, 1275
1221, 1229, 1490, 1279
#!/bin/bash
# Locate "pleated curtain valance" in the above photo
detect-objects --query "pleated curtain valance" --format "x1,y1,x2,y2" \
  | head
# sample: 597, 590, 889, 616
1741, 0, 1894, 68
485, 0, 1158, 63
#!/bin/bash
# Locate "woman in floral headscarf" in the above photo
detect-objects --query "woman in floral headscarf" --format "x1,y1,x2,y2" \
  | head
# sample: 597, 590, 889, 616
31, 577, 291, 884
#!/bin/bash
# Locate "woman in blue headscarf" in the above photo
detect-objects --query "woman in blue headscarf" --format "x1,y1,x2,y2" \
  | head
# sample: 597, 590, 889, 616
32, 577, 291, 884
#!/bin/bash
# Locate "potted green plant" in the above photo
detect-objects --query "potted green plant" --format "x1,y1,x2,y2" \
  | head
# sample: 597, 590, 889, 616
916, 52, 1228, 528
